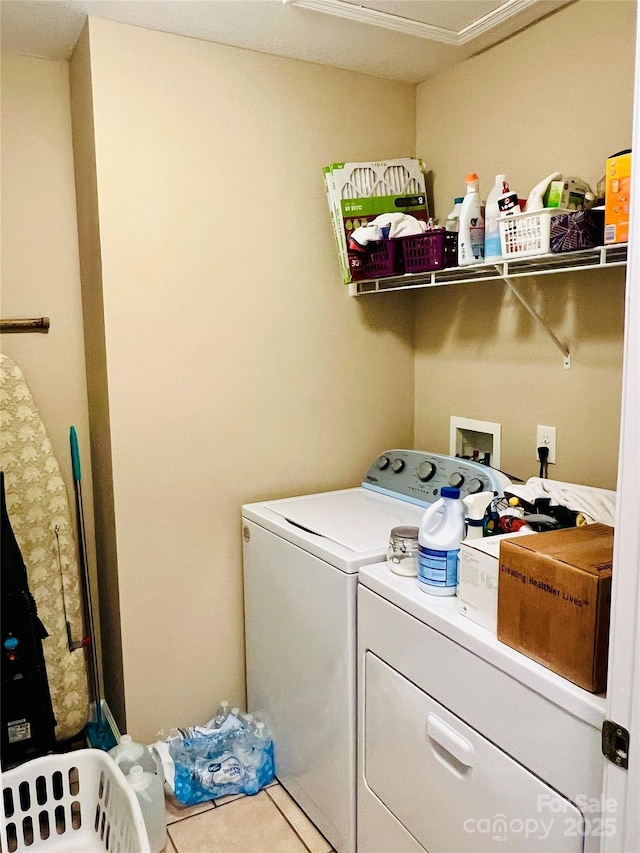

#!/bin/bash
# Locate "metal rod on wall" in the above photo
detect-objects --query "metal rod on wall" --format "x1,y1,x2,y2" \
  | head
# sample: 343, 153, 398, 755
0, 317, 50, 333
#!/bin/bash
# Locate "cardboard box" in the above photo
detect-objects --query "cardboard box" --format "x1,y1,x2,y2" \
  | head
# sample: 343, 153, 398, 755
497, 524, 614, 693
549, 209, 605, 253
458, 531, 534, 633
544, 178, 590, 210
605, 150, 631, 244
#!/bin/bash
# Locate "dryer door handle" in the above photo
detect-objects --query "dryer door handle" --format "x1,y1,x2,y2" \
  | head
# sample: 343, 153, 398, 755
427, 714, 475, 768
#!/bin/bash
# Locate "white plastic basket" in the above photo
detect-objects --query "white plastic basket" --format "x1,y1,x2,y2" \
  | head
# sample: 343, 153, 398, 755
498, 208, 570, 259
1, 749, 151, 853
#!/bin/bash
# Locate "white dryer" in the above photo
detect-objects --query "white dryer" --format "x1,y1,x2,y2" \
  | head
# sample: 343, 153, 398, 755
358, 563, 609, 853
242, 450, 510, 853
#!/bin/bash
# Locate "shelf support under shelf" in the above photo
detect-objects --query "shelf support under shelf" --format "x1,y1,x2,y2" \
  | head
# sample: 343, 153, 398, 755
498, 269, 571, 369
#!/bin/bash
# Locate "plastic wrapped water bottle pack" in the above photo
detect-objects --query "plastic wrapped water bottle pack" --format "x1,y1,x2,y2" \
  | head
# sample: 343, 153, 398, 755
162, 702, 275, 805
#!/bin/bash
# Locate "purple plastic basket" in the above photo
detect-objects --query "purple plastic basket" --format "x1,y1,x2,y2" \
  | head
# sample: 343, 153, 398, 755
400, 229, 458, 273
348, 240, 402, 281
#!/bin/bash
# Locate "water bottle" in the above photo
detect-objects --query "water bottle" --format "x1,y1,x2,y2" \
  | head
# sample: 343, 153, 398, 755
252, 721, 275, 791
127, 765, 167, 853
418, 487, 465, 596
208, 699, 230, 728
110, 734, 159, 777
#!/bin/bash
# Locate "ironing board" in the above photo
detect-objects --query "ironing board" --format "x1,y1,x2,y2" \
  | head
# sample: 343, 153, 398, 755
0, 353, 89, 741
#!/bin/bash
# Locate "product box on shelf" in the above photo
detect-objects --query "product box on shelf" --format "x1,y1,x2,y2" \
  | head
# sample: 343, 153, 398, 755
549, 209, 605, 253
458, 530, 535, 634
497, 524, 614, 693
605, 150, 631, 244
544, 178, 590, 210
323, 159, 429, 283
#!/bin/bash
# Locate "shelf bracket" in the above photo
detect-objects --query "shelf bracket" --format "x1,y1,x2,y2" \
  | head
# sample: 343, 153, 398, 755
498, 268, 571, 369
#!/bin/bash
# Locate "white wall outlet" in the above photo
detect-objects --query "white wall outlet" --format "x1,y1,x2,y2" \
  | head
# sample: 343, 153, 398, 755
450, 416, 501, 468
536, 425, 556, 464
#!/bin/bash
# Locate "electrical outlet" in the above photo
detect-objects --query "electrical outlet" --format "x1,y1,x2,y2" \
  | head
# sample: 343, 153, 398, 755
536, 425, 556, 464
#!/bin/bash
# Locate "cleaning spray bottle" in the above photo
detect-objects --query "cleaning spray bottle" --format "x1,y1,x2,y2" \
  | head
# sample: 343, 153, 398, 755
417, 487, 466, 595
445, 197, 464, 232
484, 175, 507, 261
462, 491, 495, 541
458, 173, 485, 265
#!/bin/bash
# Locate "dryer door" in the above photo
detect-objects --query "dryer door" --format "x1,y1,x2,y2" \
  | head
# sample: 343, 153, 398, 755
364, 652, 585, 852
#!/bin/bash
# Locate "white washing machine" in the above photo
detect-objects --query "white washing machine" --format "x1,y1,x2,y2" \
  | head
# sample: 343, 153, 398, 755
357, 563, 609, 853
242, 450, 510, 853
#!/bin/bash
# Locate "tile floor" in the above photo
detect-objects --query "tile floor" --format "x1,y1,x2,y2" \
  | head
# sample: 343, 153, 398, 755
164, 780, 334, 853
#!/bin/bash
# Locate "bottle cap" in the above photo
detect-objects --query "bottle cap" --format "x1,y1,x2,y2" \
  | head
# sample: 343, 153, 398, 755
127, 765, 149, 791
441, 487, 461, 499
464, 172, 479, 183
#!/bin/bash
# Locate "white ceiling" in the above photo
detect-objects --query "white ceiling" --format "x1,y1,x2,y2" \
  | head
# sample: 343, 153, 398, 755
0, 0, 573, 84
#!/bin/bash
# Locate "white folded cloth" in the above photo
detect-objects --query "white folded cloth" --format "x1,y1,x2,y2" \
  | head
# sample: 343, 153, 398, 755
506, 477, 616, 526
349, 213, 427, 248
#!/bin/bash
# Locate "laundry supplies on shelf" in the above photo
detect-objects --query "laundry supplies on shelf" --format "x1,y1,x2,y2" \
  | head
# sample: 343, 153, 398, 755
544, 176, 592, 210
457, 172, 485, 265
605, 149, 632, 244
444, 197, 464, 232
484, 174, 508, 261
323, 158, 429, 283
525, 171, 562, 212
348, 212, 427, 249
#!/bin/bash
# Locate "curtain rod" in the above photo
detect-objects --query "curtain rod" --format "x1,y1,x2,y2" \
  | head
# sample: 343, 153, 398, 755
0, 317, 50, 333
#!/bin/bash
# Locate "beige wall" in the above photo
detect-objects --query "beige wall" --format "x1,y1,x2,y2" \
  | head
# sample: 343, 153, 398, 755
0, 54, 101, 683
415, 0, 635, 489
72, 19, 416, 743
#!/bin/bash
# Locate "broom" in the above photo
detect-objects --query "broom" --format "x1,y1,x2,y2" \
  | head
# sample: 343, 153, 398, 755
70, 426, 117, 750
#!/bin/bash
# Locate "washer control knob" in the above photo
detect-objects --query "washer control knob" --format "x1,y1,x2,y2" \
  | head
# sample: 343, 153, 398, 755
417, 461, 436, 482
391, 458, 405, 473
449, 472, 464, 489
468, 478, 485, 494
377, 455, 390, 470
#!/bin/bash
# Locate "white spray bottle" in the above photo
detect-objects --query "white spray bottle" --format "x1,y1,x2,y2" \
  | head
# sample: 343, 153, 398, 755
462, 492, 494, 540
458, 173, 485, 265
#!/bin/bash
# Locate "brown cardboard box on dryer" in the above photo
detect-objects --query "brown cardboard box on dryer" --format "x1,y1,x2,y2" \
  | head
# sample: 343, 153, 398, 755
497, 524, 614, 693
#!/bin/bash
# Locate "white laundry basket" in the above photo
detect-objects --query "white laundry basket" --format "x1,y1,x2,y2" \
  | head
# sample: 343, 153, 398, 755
1, 749, 151, 853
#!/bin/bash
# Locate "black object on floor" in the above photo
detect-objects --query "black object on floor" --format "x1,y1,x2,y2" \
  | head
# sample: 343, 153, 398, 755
1, 472, 58, 770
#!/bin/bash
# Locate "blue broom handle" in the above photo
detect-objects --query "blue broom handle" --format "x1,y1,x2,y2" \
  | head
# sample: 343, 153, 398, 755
70, 426, 81, 482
